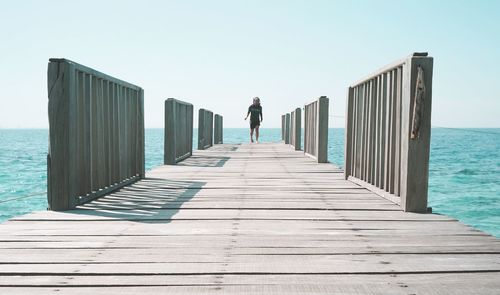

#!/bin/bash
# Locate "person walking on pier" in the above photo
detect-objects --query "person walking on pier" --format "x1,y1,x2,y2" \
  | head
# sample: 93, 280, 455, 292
244, 97, 263, 143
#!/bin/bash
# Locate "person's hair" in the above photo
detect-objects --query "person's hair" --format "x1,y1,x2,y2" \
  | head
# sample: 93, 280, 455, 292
253, 97, 260, 105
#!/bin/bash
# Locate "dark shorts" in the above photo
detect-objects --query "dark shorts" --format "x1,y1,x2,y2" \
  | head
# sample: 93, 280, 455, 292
250, 120, 260, 129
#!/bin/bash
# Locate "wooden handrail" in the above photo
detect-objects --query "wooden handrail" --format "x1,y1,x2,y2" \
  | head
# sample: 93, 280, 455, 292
164, 98, 194, 165
281, 115, 286, 141
47, 59, 144, 210
214, 114, 223, 144
344, 53, 434, 212
198, 108, 214, 150
304, 96, 329, 163
290, 108, 302, 151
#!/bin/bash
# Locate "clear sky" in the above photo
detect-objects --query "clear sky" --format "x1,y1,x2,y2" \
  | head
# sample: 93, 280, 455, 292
0, 0, 499, 128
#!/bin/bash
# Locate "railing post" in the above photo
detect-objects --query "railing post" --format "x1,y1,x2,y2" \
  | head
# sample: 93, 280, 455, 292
316, 96, 329, 163
163, 98, 176, 165
164, 99, 176, 165
344, 87, 354, 179
214, 114, 223, 144
281, 115, 286, 141
285, 113, 290, 144
138, 89, 145, 177
399, 55, 433, 212
304, 96, 329, 163
198, 108, 214, 150
47, 59, 75, 210
291, 108, 301, 150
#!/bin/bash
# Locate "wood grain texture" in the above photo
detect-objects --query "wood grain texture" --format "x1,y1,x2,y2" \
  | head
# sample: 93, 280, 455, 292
345, 54, 433, 212
47, 59, 144, 210
2, 143, 499, 294
164, 98, 194, 165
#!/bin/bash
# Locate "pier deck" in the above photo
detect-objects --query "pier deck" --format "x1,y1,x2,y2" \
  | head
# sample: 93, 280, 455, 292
1, 143, 499, 294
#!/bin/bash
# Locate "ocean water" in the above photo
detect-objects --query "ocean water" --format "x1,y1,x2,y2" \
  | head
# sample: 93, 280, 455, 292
0, 128, 499, 237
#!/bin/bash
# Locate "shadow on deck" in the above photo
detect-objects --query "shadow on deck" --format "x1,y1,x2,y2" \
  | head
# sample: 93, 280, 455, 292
177, 155, 230, 167
73, 178, 206, 223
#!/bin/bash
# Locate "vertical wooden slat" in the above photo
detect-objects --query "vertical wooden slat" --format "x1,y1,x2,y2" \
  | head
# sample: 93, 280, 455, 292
76, 71, 85, 197
113, 83, 120, 184
355, 87, 362, 178
198, 109, 204, 150
389, 70, 397, 194
394, 66, 402, 196
344, 87, 354, 179
375, 76, 380, 187
90, 75, 99, 192
379, 73, 387, 189
383, 71, 392, 191
352, 87, 359, 177
120, 86, 125, 180
138, 88, 145, 177
361, 83, 368, 181
374, 76, 381, 187
84, 74, 91, 195
370, 79, 376, 184
164, 98, 176, 165
103, 81, 109, 185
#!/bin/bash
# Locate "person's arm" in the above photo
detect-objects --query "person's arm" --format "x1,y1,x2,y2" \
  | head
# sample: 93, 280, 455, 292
244, 107, 250, 120
260, 108, 263, 122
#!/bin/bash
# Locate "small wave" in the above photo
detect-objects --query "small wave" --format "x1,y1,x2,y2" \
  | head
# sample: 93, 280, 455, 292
455, 169, 477, 175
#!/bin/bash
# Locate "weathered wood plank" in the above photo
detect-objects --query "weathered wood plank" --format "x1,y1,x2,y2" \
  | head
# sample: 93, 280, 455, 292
1, 142, 499, 294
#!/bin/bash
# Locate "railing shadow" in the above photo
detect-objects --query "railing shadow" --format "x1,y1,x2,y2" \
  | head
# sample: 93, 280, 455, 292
177, 155, 230, 167
72, 178, 206, 223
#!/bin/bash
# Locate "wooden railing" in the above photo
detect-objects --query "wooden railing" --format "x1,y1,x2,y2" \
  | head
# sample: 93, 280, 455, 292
284, 113, 291, 144
214, 114, 223, 144
304, 96, 329, 163
47, 59, 144, 210
290, 108, 301, 151
281, 115, 286, 141
164, 98, 193, 165
344, 53, 433, 212
198, 108, 213, 150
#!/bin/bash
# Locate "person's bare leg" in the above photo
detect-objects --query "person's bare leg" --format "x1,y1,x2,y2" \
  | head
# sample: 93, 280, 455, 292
250, 128, 254, 143
255, 125, 260, 143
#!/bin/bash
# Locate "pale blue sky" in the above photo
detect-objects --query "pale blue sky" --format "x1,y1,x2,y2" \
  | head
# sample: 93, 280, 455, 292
0, 0, 499, 128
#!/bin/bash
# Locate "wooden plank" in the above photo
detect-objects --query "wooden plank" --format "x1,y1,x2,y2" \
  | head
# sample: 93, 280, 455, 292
1, 273, 499, 294
2, 142, 499, 294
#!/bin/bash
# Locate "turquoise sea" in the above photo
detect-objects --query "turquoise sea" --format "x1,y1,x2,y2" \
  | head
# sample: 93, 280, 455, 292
1, 128, 499, 237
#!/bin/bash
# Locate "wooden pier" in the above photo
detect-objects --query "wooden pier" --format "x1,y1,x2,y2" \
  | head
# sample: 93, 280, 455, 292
1, 143, 500, 294
1, 54, 498, 294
